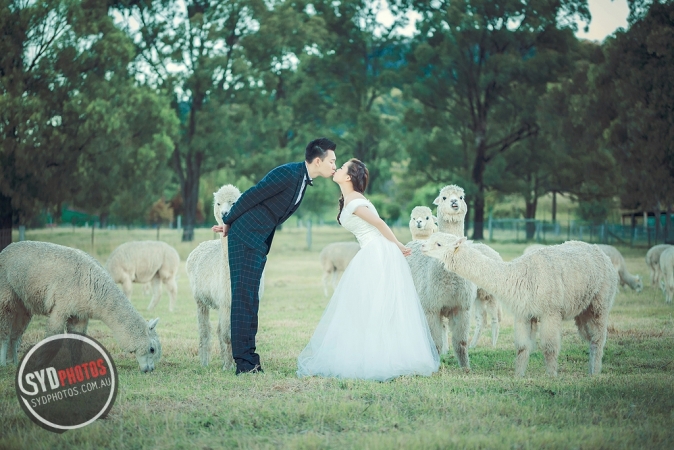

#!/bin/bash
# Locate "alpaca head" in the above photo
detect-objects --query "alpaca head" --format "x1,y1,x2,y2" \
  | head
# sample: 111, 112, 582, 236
134, 318, 162, 373
634, 274, 643, 293
434, 185, 467, 224
213, 184, 242, 226
409, 206, 437, 234
421, 232, 470, 269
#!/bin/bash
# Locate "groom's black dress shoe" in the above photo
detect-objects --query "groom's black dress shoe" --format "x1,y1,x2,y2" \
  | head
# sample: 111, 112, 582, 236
236, 364, 264, 375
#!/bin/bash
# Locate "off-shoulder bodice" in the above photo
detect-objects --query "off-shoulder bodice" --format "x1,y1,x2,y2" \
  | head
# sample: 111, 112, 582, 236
339, 198, 382, 248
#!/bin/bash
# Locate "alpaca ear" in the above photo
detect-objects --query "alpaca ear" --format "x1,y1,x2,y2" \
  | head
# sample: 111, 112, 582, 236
148, 318, 160, 330
433, 196, 441, 205
453, 236, 468, 252
432, 215, 438, 223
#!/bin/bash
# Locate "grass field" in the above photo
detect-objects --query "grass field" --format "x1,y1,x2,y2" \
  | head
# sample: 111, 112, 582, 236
1, 226, 673, 449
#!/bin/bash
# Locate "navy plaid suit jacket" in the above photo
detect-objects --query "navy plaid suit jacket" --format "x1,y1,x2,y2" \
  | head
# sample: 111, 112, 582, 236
223, 162, 309, 253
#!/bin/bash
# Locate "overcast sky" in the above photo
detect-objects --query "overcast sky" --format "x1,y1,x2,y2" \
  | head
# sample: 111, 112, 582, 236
576, 0, 630, 42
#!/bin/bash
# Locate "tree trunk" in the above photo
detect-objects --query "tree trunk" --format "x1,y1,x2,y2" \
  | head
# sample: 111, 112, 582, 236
99, 212, 108, 229
525, 198, 537, 240
181, 157, 201, 242
471, 134, 487, 240
654, 204, 662, 244
551, 191, 557, 223
0, 192, 12, 252
666, 204, 673, 244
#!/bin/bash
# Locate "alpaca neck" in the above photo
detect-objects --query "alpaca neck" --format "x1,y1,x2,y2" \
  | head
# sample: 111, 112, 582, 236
450, 246, 513, 303
620, 268, 640, 289
220, 235, 228, 256
439, 219, 465, 237
98, 303, 146, 353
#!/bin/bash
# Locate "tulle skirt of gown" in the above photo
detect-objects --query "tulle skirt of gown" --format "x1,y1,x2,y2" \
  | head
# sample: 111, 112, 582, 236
297, 236, 440, 381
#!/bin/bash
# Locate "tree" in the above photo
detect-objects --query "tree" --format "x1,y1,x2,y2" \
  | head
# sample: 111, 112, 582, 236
598, 1, 674, 241
403, 0, 590, 239
0, 0, 175, 250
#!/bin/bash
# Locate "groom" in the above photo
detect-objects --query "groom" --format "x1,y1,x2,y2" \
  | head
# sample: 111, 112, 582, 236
213, 138, 337, 374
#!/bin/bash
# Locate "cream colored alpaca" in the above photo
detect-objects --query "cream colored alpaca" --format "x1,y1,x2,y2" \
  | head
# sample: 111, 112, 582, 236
406, 185, 477, 369
0, 241, 161, 372
646, 244, 672, 289
596, 245, 643, 293
408, 206, 438, 240
319, 242, 360, 297
659, 246, 674, 304
106, 241, 180, 312
422, 234, 618, 377
186, 184, 265, 370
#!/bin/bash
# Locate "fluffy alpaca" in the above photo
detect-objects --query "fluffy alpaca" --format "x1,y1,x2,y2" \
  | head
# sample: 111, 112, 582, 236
659, 246, 674, 304
106, 241, 181, 312
186, 184, 265, 370
523, 244, 546, 255
0, 241, 161, 372
422, 234, 618, 377
596, 245, 643, 293
406, 185, 477, 369
646, 244, 672, 289
319, 241, 360, 297
408, 206, 438, 241
469, 243, 503, 348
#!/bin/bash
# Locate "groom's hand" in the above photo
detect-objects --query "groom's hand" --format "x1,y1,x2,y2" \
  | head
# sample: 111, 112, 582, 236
211, 224, 230, 236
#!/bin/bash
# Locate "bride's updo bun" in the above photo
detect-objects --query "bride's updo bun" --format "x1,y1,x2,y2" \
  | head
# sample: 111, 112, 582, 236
337, 158, 369, 224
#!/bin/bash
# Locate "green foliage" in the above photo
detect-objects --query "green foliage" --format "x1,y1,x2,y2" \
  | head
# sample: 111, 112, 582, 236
577, 198, 615, 225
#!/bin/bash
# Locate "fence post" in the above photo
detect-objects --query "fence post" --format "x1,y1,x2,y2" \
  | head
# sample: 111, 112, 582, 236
488, 213, 493, 242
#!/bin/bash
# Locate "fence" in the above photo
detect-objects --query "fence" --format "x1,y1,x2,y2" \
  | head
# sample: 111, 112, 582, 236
466, 218, 673, 247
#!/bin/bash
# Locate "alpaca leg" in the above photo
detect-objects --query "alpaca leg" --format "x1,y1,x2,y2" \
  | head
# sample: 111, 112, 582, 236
120, 276, 133, 299
217, 308, 235, 370
538, 315, 562, 377
322, 271, 330, 297
147, 275, 163, 311
449, 309, 471, 370
164, 277, 178, 313
10, 310, 32, 365
514, 318, 533, 377
66, 316, 89, 334
488, 298, 500, 347
469, 297, 483, 349
426, 312, 447, 355
196, 301, 211, 366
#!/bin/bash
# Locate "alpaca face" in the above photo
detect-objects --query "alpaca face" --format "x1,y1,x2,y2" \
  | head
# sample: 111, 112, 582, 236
135, 318, 162, 373
409, 207, 435, 230
213, 185, 242, 226
421, 232, 466, 268
434, 185, 467, 223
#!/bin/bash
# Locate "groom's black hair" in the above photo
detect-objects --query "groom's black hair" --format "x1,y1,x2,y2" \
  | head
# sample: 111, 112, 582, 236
305, 137, 336, 162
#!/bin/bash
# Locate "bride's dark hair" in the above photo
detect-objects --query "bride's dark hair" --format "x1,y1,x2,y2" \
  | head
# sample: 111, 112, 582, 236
337, 158, 369, 224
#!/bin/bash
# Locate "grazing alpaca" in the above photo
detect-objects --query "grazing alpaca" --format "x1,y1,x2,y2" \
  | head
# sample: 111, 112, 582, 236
422, 234, 618, 377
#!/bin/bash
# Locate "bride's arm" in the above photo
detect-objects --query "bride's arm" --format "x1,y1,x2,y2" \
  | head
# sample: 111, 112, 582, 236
353, 206, 411, 256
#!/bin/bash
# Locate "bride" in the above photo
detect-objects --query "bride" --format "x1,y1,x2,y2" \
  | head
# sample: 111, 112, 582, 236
297, 158, 440, 381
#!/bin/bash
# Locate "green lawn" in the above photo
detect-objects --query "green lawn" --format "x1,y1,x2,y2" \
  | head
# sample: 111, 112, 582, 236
1, 226, 673, 449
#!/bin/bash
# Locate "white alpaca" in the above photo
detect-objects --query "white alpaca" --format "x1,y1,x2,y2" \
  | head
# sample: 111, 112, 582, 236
469, 243, 503, 348
523, 244, 546, 255
186, 184, 265, 370
319, 242, 360, 297
408, 206, 438, 241
0, 241, 161, 372
596, 245, 643, 293
106, 241, 181, 312
422, 233, 618, 377
646, 244, 672, 289
405, 185, 477, 369
659, 246, 674, 304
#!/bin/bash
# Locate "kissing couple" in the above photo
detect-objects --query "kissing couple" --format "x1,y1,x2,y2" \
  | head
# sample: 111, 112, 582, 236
212, 138, 439, 381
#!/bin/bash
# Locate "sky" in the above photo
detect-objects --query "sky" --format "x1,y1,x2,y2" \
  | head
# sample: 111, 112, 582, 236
377, 0, 631, 43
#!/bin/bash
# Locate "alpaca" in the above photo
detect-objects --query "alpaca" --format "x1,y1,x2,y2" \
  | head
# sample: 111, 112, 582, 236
186, 184, 265, 370
106, 241, 180, 312
319, 242, 360, 297
646, 244, 672, 289
422, 233, 618, 377
408, 206, 438, 241
406, 185, 477, 369
0, 241, 161, 372
596, 245, 643, 292
659, 246, 674, 304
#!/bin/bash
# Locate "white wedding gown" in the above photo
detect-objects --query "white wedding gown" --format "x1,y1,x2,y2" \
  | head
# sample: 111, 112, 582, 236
297, 198, 440, 381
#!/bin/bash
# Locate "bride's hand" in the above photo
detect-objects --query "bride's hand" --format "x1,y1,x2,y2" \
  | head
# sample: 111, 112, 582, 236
398, 242, 411, 257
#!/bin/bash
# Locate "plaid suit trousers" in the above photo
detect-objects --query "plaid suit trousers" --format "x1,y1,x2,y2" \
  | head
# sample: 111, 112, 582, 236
228, 236, 267, 371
